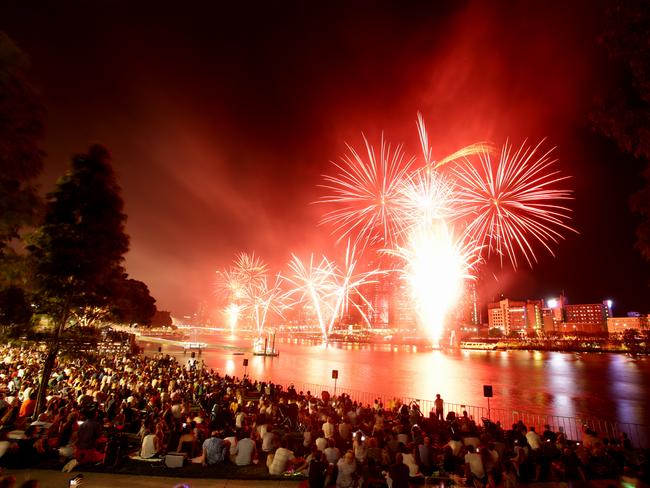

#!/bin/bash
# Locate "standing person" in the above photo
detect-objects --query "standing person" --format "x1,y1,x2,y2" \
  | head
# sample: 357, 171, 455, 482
434, 394, 444, 421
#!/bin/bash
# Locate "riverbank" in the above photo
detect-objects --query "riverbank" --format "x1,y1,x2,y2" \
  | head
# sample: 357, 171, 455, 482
1, 468, 301, 487
0, 468, 628, 488
458, 338, 649, 354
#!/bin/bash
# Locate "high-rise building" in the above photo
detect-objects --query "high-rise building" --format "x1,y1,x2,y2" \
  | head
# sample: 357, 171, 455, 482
454, 280, 481, 326
561, 301, 611, 333
390, 282, 417, 330
488, 298, 544, 335
607, 316, 649, 334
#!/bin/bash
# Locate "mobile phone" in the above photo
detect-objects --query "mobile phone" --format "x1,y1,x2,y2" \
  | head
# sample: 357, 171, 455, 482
69, 474, 84, 486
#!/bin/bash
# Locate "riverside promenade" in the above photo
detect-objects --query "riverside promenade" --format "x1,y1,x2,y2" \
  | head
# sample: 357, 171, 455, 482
2, 469, 299, 487
1, 469, 626, 487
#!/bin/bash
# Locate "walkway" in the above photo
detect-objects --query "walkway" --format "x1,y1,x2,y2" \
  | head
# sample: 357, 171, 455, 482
3, 469, 300, 487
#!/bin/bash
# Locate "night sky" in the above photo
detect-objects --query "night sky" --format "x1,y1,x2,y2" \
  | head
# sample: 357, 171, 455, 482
3, 1, 649, 316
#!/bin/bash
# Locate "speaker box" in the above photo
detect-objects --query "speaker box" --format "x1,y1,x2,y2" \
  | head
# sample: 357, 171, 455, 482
164, 452, 186, 468
483, 385, 493, 398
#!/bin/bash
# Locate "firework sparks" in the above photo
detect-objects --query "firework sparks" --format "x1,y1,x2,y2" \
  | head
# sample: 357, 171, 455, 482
318, 115, 575, 346
319, 135, 415, 249
223, 303, 243, 333
453, 140, 575, 268
215, 253, 283, 336
245, 274, 286, 336
283, 245, 380, 341
384, 222, 481, 346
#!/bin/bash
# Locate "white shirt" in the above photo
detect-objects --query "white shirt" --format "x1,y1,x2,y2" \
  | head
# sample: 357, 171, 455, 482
140, 434, 158, 459
465, 452, 485, 479
322, 421, 335, 439
269, 447, 295, 475
234, 438, 255, 465
262, 431, 275, 452
315, 436, 327, 452
403, 452, 420, 477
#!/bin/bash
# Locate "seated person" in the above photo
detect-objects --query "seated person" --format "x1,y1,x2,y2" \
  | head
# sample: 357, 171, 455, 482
233, 430, 256, 466
202, 430, 228, 466
268, 438, 295, 475
140, 428, 160, 459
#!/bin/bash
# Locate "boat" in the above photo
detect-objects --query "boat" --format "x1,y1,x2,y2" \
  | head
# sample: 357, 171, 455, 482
253, 333, 280, 357
460, 341, 497, 351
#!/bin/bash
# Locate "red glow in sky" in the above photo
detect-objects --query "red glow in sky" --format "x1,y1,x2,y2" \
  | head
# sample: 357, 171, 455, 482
4, 1, 648, 315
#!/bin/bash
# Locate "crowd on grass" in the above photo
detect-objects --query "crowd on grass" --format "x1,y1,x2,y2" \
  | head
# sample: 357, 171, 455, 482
0, 343, 648, 487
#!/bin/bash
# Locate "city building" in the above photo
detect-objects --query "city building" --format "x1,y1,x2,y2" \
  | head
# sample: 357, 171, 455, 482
487, 298, 542, 335
560, 300, 612, 334
607, 316, 649, 334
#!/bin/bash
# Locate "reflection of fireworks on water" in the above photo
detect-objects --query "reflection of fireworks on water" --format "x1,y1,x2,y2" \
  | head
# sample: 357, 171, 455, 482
319, 115, 574, 345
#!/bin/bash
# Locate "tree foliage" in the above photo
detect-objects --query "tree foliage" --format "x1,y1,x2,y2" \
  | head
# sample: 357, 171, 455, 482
151, 310, 173, 328
28, 144, 130, 413
111, 277, 157, 325
592, 1, 650, 258
0, 285, 32, 337
0, 32, 44, 266
29, 144, 129, 320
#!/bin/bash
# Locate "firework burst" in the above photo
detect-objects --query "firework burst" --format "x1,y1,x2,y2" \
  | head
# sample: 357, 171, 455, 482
283, 245, 380, 341
453, 140, 575, 268
384, 222, 481, 346
319, 135, 415, 249
318, 114, 575, 345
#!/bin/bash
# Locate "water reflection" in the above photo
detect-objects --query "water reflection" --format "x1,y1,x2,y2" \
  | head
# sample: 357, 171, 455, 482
149, 334, 650, 426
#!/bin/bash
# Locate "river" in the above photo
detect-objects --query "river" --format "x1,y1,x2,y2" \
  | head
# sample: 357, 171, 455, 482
141, 332, 650, 429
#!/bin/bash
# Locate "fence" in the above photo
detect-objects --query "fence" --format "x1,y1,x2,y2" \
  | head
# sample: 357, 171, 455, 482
276, 379, 649, 449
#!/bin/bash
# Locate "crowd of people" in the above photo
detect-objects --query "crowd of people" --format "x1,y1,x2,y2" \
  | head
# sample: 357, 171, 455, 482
0, 342, 647, 488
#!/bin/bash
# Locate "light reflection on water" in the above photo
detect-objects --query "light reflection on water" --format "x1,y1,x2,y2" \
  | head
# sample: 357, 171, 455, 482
147, 334, 650, 426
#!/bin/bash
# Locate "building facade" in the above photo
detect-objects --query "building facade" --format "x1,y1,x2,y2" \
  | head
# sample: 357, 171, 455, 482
487, 298, 542, 335
607, 316, 649, 334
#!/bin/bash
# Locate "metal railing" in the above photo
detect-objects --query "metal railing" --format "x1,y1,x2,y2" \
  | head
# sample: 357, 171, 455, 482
275, 379, 649, 448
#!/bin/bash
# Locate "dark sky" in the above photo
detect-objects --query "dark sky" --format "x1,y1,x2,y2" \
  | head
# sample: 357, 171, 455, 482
3, 0, 649, 316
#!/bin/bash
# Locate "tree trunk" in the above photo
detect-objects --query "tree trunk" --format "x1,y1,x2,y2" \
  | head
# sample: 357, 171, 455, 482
34, 345, 58, 416
34, 300, 70, 416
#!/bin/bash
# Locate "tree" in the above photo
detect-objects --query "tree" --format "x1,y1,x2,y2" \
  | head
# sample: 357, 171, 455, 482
28, 144, 129, 414
488, 327, 504, 338
592, 1, 650, 258
111, 278, 157, 325
0, 285, 32, 337
0, 32, 44, 335
151, 310, 173, 328
0, 32, 44, 273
